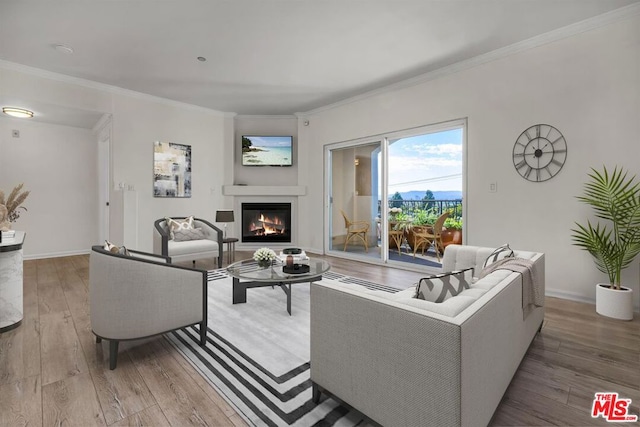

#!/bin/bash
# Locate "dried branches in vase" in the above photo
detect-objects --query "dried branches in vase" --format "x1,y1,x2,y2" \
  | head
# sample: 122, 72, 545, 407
0, 183, 30, 230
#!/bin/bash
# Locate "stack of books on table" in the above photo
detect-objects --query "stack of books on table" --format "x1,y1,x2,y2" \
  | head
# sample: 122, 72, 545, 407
279, 250, 309, 265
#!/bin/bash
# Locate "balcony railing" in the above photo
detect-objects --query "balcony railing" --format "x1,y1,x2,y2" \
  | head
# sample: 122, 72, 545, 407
378, 199, 462, 218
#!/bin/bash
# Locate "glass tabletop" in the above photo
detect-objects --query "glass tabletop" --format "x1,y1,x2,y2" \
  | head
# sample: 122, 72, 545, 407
226, 258, 331, 283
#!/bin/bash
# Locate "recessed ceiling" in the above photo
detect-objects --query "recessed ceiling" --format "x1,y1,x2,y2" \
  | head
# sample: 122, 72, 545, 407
0, 1, 638, 116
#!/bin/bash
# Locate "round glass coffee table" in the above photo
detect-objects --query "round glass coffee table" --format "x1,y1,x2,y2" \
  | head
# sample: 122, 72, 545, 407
226, 258, 331, 315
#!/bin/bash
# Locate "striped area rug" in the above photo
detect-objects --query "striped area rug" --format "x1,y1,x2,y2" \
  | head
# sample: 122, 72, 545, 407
166, 270, 398, 426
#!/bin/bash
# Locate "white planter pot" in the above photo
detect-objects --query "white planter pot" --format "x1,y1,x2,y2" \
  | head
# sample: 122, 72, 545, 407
595, 283, 634, 321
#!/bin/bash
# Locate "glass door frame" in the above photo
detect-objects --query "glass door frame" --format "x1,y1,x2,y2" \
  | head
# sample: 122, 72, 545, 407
324, 137, 387, 263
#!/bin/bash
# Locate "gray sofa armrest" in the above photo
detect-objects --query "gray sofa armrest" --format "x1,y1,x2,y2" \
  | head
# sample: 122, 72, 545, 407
442, 244, 543, 276
310, 282, 462, 427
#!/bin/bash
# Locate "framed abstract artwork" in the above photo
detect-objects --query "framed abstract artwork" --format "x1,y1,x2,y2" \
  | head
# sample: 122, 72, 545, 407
153, 141, 192, 197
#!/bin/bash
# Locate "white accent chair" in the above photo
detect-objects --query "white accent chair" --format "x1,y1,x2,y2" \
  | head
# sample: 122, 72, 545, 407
90, 245, 208, 369
153, 217, 223, 268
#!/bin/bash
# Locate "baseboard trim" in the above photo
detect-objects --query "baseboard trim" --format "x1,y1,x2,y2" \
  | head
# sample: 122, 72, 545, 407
546, 287, 640, 312
24, 249, 90, 260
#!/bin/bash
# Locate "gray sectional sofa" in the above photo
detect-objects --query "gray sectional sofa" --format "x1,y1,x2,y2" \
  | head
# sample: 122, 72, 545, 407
310, 245, 545, 427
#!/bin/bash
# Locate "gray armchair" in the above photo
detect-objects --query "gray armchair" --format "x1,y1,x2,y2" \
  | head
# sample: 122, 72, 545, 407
153, 217, 223, 268
90, 245, 208, 369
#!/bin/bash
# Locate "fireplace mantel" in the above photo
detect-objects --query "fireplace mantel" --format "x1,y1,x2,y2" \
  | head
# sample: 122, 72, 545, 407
222, 185, 306, 196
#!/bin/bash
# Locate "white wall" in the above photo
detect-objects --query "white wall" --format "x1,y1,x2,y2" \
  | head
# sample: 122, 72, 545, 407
109, 95, 230, 252
0, 118, 97, 258
298, 14, 640, 308
233, 116, 298, 186
0, 67, 230, 255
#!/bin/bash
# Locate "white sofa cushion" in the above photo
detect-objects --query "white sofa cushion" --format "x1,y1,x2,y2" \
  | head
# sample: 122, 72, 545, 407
470, 269, 512, 290
396, 295, 477, 317
173, 227, 206, 242
167, 238, 218, 256
456, 288, 488, 299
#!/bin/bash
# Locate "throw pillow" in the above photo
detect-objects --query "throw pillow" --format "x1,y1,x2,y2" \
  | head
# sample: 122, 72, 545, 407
103, 240, 130, 256
104, 239, 118, 253
165, 216, 195, 239
173, 227, 206, 242
482, 243, 514, 268
414, 267, 474, 303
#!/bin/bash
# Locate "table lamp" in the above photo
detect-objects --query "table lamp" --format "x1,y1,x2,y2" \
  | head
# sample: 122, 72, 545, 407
215, 210, 234, 238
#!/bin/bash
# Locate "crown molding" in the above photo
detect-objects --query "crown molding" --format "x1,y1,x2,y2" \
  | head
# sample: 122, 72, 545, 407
92, 113, 112, 134
0, 59, 229, 117
302, 3, 640, 116
235, 114, 297, 120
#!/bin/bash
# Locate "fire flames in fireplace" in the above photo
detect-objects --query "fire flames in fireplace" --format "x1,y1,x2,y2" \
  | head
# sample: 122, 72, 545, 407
249, 213, 287, 236
242, 202, 292, 243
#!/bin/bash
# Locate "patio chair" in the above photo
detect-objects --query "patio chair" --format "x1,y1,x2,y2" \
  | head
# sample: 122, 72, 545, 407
412, 211, 450, 261
340, 210, 370, 252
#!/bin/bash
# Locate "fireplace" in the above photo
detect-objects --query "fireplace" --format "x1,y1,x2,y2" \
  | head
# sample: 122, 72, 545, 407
241, 203, 292, 243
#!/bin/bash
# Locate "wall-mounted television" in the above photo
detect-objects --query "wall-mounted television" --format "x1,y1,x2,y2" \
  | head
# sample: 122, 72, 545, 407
242, 135, 293, 166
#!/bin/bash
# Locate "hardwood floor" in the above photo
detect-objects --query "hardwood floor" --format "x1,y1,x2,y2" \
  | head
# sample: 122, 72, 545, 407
0, 251, 638, 426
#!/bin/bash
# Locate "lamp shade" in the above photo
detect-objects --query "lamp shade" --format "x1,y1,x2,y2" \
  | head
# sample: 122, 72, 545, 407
215, 210, 235, 223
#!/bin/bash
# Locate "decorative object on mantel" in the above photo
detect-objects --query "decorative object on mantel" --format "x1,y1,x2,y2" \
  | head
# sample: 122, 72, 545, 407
253, 247, 277, 268
215, 209, 234, 238
571, 166, 640, 320
0, 183, 30, 231
153, 141, 191, 198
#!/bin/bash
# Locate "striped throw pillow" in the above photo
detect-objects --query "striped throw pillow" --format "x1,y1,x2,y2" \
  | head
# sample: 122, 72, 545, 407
482, 244, 514, 268
414, 267, 474, 303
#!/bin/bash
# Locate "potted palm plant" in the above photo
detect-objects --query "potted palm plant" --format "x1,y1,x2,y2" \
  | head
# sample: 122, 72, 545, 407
571, 166, 640, 320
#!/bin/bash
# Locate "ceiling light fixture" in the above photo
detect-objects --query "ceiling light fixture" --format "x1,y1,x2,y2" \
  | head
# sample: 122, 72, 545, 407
2, 107, 34, 119
54, 44, 74, 54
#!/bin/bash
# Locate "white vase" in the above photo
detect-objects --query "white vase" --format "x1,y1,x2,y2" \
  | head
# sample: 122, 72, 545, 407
595, 283, 634, 321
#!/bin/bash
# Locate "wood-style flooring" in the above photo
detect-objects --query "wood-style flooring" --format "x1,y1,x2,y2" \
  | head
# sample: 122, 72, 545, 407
0, 251, 638, 426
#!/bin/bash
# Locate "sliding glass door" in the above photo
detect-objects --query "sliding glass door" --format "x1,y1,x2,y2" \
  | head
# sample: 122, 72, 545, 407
327, 141, 383, 262
386, 127, 464, 268
326, 119, 465, 268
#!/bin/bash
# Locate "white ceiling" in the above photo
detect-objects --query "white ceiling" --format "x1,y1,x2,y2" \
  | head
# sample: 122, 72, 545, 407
0, 0, 638, 127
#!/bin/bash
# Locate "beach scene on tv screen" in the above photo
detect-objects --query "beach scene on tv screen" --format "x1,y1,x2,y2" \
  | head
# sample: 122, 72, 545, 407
242, 136, 292, 166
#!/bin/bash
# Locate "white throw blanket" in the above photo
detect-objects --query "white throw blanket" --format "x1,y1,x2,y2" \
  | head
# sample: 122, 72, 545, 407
479, 257, 543, 315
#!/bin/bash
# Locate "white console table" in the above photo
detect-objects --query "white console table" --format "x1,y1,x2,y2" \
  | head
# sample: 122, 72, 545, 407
0, 231, 25, 332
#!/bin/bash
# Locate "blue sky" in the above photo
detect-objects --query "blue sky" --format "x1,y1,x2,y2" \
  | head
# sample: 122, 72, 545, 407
246, 136, 292, 148
384, 128, 463, 193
